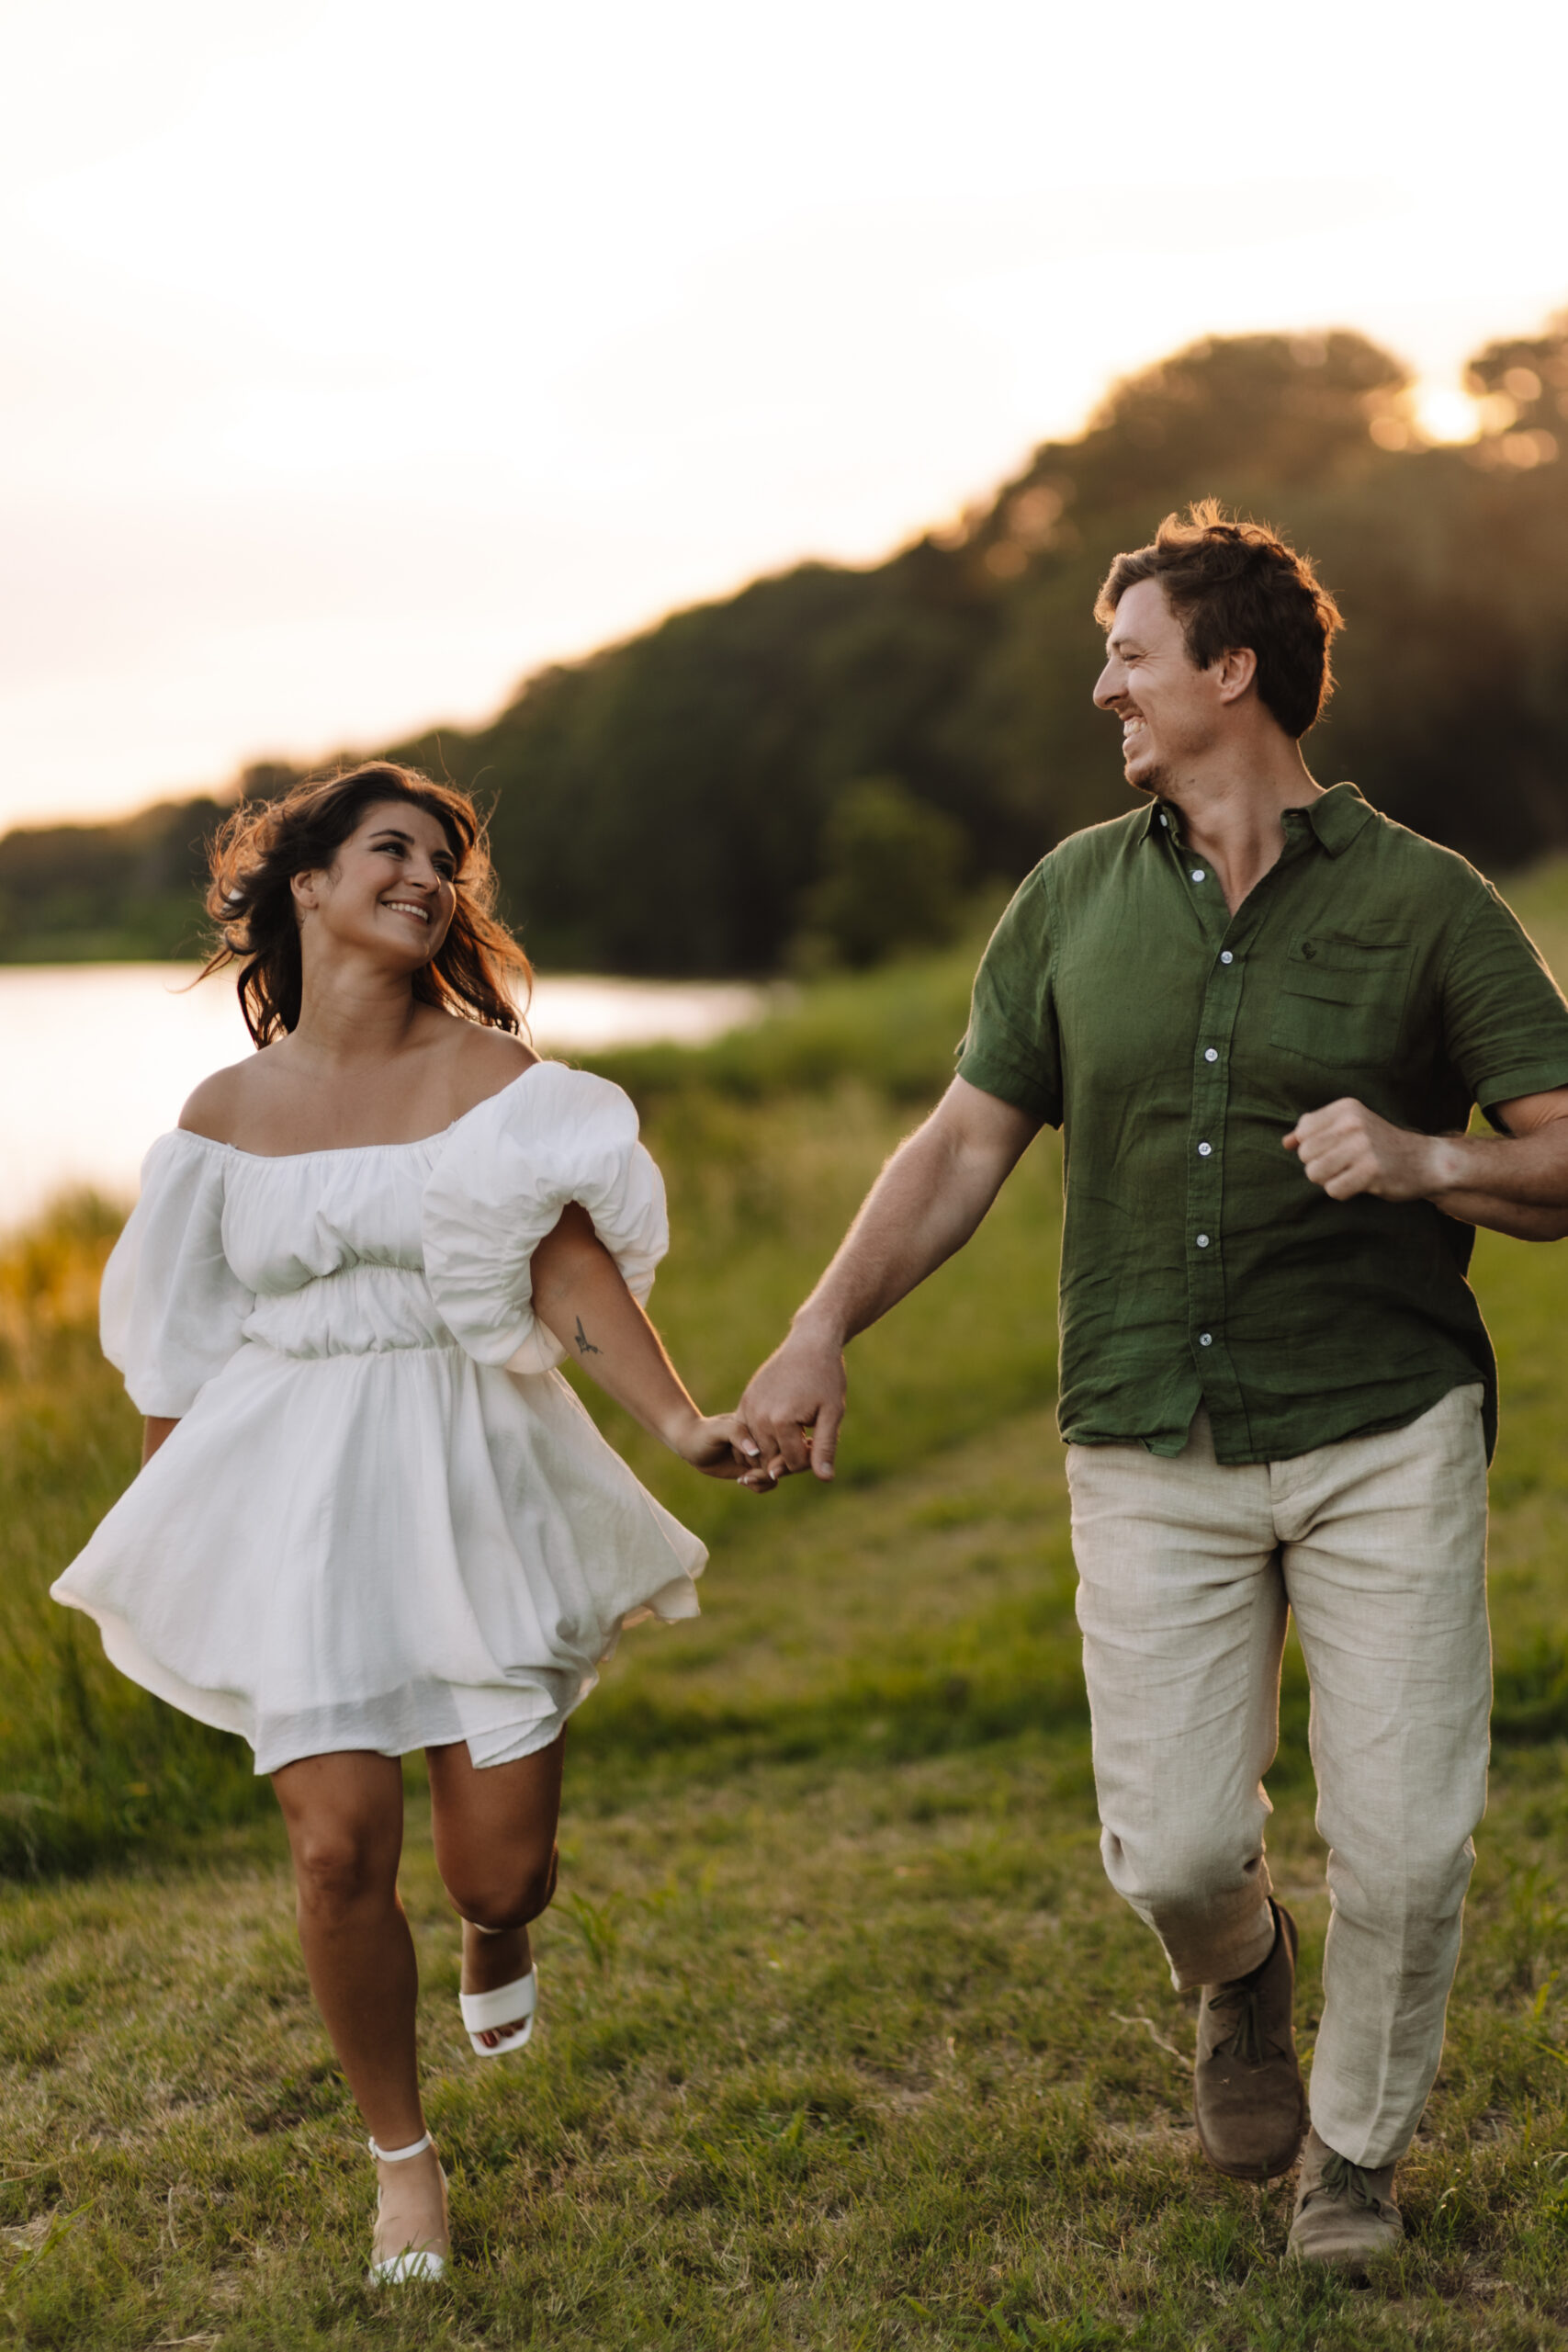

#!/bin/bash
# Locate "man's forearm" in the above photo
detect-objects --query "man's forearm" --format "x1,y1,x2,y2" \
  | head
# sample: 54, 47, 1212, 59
793, 1100, 1033, 1346
1290, 1093, 1568, 1238
1421, 1126, 1568, 1239
741, 1079, 1041, 1481
1434, 1195, 1568, 1240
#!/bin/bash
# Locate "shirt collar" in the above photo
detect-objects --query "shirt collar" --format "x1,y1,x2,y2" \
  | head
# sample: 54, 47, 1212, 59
1141, 781, 1375, 857
1294, 782, 1376, 855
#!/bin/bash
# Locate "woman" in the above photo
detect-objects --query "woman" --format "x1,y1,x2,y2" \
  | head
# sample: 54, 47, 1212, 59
51, 763, 765, 2282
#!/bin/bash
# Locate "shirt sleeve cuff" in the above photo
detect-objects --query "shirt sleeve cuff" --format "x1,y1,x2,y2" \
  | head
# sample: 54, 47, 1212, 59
1474, 1061, 1568, 1121
955, 1047, 1060, 1125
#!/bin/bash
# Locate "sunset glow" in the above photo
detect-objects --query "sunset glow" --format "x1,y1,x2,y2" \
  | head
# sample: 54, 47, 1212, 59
1414, 388, 1484, 446
1, 0, 1564, 829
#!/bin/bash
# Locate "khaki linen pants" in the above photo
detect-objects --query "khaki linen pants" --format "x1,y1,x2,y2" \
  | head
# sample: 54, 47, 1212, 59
1066, 1385, 1490, 2170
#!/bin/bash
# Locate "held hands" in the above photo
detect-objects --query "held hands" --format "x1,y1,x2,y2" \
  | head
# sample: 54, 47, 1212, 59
737, 1323, 848, 1487
1283, 1099, 1453, 1202
667, 1408, 776, 1491
672, 1325, 848, 1497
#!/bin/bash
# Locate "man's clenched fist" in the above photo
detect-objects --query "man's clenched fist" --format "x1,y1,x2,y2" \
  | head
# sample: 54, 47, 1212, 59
1283, 1098, 1457, 1203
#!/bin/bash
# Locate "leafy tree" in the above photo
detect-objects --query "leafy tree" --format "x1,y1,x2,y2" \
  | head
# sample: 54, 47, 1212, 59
0, 799, 226, 963
6, 322, 1568, 972
1465, 314, 1568, 458
795, 776, 967, 969
388, 548, 998, 974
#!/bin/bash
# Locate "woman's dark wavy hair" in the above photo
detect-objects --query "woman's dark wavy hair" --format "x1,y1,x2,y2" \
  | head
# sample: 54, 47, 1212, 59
200, 763, 533, 1046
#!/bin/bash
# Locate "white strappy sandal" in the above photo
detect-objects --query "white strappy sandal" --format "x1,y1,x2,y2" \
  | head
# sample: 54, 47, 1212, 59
367, 2132, 449, 2283
458, 1962, 538, 2059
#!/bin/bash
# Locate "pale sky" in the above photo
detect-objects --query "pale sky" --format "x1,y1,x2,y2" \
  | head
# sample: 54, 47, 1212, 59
2, 0, 1564, 831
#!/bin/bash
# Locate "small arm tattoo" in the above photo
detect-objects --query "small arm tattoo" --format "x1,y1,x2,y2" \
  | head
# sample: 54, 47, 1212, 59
573, 1316, 601, 1357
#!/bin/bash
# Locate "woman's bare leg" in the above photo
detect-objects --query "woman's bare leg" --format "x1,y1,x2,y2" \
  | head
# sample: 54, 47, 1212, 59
427, 1734, 566, 2048
271, 1750, 423, 2148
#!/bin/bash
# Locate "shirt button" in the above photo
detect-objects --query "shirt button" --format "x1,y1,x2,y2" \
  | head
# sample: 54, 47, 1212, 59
1199, 1332, 1213, 1347
1191, 868, 1205, 883
1203, 1048, 1218, 1063
1159, 812, 1168, 828
1220, 951, 1234, 965
1198, 1141, 1213, 1158
1196, 1233, 1211, 1248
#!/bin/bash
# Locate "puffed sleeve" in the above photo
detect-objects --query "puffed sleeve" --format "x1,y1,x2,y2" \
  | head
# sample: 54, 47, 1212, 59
100, 1133, 254, 1416
422, 1063, 669, 1374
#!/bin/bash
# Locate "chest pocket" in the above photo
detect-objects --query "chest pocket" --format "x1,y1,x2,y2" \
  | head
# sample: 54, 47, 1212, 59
1268, 933, 1413, 1068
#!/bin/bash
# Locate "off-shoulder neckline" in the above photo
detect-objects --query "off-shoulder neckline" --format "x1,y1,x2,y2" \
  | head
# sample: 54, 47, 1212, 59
172, 1060, 556, 1164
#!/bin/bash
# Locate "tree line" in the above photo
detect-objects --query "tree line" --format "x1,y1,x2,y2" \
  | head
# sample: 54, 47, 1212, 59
3, 317, 1566, 975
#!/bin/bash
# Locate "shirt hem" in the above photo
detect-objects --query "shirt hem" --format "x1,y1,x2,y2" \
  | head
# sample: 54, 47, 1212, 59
1061, 1373, 1495, 1467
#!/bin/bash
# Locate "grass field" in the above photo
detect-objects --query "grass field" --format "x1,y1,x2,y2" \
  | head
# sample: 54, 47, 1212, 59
6, 877, 1568, 2345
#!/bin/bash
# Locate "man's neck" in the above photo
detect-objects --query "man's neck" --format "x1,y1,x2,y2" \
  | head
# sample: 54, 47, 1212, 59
1158, 741, 1322, 914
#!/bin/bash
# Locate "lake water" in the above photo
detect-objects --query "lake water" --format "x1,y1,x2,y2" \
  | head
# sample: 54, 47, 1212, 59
0, 964, 764, 1233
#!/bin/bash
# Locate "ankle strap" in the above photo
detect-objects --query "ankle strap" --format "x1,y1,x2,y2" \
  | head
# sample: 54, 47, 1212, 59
368, 2132, 432, 2163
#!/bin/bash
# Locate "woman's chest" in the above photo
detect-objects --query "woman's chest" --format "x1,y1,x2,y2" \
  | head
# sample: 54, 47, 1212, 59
218, 1148, 436, 1295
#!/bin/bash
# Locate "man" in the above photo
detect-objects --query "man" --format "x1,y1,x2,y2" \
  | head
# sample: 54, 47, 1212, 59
739, 503, 1568, 2266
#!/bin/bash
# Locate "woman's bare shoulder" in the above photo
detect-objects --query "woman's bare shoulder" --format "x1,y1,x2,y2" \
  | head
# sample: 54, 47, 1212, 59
177, 1057, 266, 1143
446, 1020, 539, 1105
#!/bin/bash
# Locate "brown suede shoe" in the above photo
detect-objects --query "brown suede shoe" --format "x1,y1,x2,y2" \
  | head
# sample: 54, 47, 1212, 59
1288, 2126, 1403, 2267
1192, 1899, 1306, 2181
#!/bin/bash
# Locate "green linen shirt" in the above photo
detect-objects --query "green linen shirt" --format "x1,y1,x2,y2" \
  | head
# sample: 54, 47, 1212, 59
957, 784, 1568, 1464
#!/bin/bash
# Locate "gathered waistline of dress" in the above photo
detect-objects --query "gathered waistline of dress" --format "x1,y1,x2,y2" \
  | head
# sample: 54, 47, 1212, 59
243, 1330, 467, 1360
241, 1261, 464, 1360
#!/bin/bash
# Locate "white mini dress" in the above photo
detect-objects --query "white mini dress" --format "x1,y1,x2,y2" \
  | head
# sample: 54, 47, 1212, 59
51, 1064, 705, 1775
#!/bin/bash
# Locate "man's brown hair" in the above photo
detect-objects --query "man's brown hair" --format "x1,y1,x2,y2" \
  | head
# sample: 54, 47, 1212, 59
1093, 500, 1344, 740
